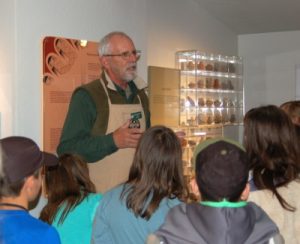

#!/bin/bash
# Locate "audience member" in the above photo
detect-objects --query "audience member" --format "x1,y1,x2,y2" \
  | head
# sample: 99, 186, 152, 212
147, 138, 283, 244
40, 154, 102, 244
91, 125, 188, 244
244, 105, 300, 243
0, 136, 61, 243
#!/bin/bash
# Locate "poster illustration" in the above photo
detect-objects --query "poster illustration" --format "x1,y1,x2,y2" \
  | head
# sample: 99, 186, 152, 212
42, 36, 101, 153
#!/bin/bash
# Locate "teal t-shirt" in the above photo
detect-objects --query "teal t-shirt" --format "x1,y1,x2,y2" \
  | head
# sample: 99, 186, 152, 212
52, 193, 102, 244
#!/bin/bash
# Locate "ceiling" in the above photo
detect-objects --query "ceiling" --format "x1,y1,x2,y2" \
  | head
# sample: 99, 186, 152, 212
194, 0, 300, 34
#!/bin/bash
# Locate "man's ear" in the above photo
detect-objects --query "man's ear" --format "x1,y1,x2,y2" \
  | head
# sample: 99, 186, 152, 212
240, 183, 250, 201
100, 56, 109, 69
23, 176, 35, 195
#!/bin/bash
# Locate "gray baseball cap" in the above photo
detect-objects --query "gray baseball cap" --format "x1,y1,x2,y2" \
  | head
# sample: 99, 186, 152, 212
0, 136, 58, 183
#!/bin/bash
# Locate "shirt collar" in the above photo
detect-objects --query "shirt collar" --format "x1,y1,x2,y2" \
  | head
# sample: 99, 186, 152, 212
200, 199, 247, 208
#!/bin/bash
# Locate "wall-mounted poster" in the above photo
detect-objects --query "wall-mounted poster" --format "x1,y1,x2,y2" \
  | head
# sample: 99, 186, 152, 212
42, 36, 101, 153
148, 66, 180, 127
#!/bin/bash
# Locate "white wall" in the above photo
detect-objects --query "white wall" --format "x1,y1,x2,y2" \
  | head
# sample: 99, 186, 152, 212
0, 0, 237, 144
238, 31, 300, 112
146, 0, 237, 68
0, 0, 15, 137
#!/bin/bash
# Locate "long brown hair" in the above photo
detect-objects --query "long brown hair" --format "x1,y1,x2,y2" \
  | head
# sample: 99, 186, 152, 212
121, 125, 188, 220
39, 154, 96, 224
244, 105, 300, 211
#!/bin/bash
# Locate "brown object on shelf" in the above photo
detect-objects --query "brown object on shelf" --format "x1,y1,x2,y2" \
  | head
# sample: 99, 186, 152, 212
205, 63, 213, 71
214, 111, 222, 124
197, 113, 207, 124
197, 61, 205, 70
206, 98, 213, 107
188, 140, 196, 147
206, 78, 213, 89
197, 79, 205, 88
186, 96, 195, 106
207, 115, 213, 124
214, 99, 222, 107
213, 78, 221, 89
198, 98, 205, 107
187, 61, 195, 70
181, 138, 188, 147
188, 82, 196, 88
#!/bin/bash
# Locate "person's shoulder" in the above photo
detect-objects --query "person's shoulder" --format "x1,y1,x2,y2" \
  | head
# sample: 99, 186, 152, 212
163, 197, 184, 209
80, 79, 101, 89
162, 201, 187, 216
101, 184, 125, 202
0, 211, 59, 242
23, 214, 60, 240
74, 79, 102, 95
86, 192, 103, 201
96, 185, 125, 212
106, 184, 125, 194
27, 214, 54, 229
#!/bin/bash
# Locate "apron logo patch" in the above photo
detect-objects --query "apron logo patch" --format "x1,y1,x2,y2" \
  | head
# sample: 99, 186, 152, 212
129, 112, 142, 128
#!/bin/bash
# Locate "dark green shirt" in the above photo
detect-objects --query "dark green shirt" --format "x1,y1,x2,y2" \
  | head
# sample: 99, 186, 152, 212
57, 78, 150, 162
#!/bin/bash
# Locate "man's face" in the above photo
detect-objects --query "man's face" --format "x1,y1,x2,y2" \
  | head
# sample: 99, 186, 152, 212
101, 35, 139, 83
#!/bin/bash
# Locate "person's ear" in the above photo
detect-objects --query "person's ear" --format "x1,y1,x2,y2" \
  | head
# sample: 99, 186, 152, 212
23, 176, 35, 196
294, 117, 300, 126
100, 56, 109, 69
190, 178, 200, 198
240, 183, 250, 201
23, 174, 41, 201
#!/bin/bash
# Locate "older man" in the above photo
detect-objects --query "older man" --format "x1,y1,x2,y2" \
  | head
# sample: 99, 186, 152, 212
57, 32, 150, 192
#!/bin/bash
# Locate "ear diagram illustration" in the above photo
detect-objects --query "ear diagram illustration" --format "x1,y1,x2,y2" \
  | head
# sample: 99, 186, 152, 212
46, 38, 78, 76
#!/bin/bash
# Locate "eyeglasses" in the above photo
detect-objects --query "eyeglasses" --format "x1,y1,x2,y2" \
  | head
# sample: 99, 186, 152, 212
103, 50, 141, 60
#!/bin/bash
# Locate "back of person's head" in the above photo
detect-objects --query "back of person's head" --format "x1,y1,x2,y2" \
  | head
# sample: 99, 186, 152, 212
40, 153, 96, 224
123, 125, 188, 219
280, 100, 300, 125
244, 105, 300, 211
192, 138, 249, 202
0, 136, 58, 200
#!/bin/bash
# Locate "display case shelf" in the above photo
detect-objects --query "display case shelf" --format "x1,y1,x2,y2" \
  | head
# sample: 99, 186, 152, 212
175, 50, 244, 179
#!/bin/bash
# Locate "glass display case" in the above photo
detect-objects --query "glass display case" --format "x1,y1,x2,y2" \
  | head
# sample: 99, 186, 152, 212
175, 50, 244, 179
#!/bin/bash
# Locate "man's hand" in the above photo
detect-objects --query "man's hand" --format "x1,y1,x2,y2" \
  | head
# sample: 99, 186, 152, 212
113, 120, 143, 149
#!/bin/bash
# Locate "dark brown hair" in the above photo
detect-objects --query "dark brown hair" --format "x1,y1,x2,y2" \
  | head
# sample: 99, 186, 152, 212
244, 105, 300, 211
39, 154, 96, 224
121, 125, 188, 220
